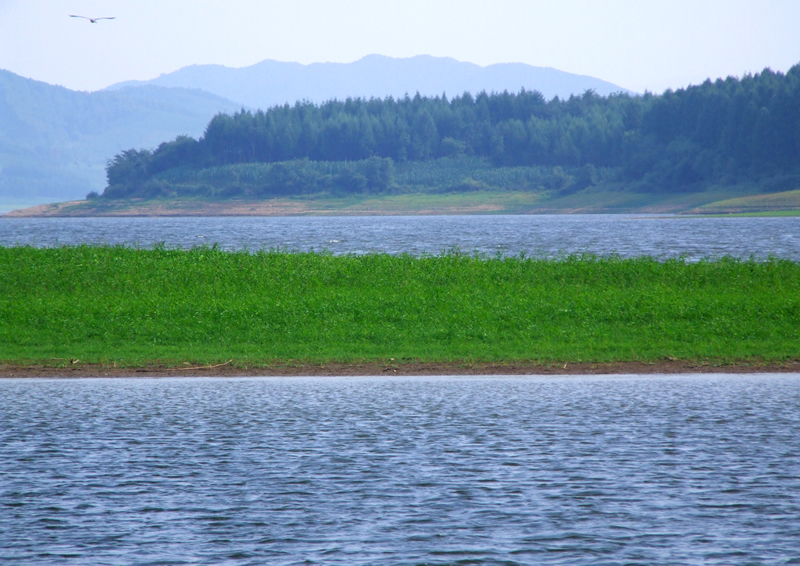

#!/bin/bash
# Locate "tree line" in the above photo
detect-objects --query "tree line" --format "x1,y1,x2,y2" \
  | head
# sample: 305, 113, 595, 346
103, 64, 800, 198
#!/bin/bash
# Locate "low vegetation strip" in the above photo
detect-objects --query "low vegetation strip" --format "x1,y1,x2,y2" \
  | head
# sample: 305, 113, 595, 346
692, 189, 800, 215
1, 246, 798, 367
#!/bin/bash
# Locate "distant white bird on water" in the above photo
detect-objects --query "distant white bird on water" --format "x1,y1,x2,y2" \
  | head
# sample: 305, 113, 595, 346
69, 15, 116, 23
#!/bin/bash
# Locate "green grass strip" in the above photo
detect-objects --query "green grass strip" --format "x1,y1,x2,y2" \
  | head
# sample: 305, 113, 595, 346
2, 246, 799, 366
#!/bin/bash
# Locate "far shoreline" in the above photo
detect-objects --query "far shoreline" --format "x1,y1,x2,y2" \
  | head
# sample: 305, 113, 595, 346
5, 188, 800, 218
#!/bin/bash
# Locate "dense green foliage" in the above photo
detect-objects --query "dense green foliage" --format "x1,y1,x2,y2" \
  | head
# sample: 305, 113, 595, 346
125, 156, 594, 199
2, 246, 798, 364
103, 65, 800, 199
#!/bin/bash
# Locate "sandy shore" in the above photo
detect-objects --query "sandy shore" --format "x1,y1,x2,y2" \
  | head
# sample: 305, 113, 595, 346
2, 199, 516, 217
2, 359, 799, 378
1, 195, 716, 217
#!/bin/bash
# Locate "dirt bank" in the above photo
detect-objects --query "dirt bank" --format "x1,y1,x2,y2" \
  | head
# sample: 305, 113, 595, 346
2, 359, 799, 378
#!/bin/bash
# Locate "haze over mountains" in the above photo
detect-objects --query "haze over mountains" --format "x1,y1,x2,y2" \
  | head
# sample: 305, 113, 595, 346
1, 55, 630, 207
0, 71, 240, 207
109, 54, 631, 110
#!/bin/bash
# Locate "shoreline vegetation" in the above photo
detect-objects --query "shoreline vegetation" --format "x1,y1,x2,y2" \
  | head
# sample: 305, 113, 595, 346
2, 247, 798, 373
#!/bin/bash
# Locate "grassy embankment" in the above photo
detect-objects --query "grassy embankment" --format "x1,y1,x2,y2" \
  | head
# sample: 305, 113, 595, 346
2, 246, 799, 367
12, 184, 797, 217
686, 189, 800, 216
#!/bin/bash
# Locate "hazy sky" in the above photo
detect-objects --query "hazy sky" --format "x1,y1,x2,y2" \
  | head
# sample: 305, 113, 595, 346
1, 0, 799, 94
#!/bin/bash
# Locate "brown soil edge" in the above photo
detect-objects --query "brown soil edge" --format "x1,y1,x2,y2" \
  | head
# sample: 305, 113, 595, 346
3, 200, 514, 217
2, 359, 799, 378
1, 198, 742, 218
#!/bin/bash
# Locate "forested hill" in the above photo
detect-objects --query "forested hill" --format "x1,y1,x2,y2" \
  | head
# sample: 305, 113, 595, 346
103, 65, 800, 200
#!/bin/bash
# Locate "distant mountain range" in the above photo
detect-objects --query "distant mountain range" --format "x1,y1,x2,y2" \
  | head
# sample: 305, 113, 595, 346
1, 55, 630, 205
0, 71, 240, 204
108, 54, 631, 110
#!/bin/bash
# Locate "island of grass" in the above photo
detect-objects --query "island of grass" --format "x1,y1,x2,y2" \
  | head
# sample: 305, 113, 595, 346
2, 246, 798, 375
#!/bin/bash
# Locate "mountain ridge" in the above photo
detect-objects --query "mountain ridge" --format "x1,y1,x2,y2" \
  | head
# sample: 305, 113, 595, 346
107, 54, 633, 110
0, 69, 241, 204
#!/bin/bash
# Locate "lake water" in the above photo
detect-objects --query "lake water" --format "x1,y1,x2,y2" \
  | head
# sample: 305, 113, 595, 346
1, 214, 799, 259
2, 375, 799, 565
3, 217, 799, 564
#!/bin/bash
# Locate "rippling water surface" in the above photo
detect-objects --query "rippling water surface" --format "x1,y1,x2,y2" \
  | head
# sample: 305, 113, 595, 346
2, 215, 799, 259
2, 375, 799, 565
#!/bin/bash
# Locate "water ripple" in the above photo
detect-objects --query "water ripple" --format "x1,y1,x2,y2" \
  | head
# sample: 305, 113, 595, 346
1, 215, 799, 260
1, 375, 800, 564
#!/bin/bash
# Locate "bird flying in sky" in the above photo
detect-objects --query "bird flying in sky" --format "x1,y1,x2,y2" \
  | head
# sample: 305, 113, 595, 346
69, 15, 115, 23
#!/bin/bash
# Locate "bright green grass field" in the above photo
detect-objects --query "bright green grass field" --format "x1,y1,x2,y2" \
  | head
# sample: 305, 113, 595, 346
1, 246, 799, 366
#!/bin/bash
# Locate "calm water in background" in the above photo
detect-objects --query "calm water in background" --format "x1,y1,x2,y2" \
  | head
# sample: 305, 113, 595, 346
1, 214, 799, 259
2, 375, 800, 565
